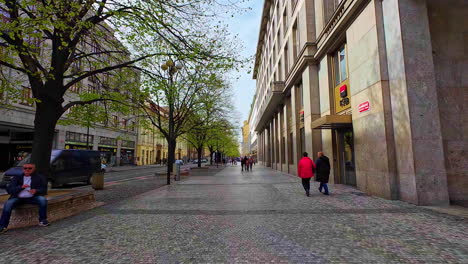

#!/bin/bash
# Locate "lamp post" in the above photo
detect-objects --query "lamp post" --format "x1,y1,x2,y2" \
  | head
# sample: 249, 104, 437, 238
161, 59, 183, 185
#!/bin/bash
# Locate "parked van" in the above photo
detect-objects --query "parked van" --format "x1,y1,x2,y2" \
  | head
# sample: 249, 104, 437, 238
0, 149, 101, 189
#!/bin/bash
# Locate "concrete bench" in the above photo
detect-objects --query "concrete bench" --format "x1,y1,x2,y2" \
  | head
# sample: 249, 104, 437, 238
0, 190, 101, 229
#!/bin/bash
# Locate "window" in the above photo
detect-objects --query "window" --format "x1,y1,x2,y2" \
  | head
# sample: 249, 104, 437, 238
288, 132, 294, 164
20, 87, 33, 106
293, 21, 300, 58
99, 136, 117, 146
66, 131, 93, 144
300, 127, 305, 155
333, 45, 348, 86
112, 115, 119, 127
282, 9, 288, 35
284, 44, 289, 77
281, 136, 286, 163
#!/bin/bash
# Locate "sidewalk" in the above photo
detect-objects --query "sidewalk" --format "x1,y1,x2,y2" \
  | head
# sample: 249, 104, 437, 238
1, 165, 467, 263
105, 164, 164, 173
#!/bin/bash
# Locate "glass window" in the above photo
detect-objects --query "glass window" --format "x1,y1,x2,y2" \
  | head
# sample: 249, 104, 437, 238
339, 47, 347, 82
333, 45, 347, 86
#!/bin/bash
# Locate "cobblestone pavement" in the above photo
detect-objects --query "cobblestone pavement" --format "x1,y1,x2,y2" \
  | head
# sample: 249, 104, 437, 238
1, 165, 467, 264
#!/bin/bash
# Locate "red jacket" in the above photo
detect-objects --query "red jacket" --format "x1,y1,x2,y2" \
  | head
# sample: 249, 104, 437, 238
297, 157, 316, 179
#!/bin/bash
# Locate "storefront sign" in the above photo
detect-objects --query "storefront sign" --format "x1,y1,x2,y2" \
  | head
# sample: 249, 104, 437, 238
334, 80, 351, 113
358, 101, 370, 113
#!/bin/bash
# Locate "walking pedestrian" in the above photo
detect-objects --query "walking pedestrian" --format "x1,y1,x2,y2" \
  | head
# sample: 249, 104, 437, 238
248, 157, 253, 171
244, 156, 249, 171
241, 156, 245, 171
297, 152, 316, 197
315, 151, 331, 195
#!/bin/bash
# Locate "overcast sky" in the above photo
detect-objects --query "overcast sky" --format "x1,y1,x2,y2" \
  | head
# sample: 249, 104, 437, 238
225, 1, 264, 126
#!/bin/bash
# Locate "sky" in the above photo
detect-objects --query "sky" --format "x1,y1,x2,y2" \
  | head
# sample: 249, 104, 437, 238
224, 1, 264, 126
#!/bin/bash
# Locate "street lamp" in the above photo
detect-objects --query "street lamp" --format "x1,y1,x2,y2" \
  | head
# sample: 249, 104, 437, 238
161, 59, 183, 185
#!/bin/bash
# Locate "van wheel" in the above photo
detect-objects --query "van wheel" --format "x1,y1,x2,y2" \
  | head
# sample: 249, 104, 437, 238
86, 175, 92, 185
47, 180, 57, 190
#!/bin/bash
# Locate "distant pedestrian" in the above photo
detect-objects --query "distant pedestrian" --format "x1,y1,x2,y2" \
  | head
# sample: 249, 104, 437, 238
248, 157, 253, 171
297, 152, 316, 197
0, 163, 49, 234
315, 151, 331, 195
244, 156, 249, 171
241, 157, 245, 171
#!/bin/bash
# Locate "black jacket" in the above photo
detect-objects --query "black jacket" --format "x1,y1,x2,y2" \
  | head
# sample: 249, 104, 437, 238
6, 172, 47, 199
315, 156, 331, 183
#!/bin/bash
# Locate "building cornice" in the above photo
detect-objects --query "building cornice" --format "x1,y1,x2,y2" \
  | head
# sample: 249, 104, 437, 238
253, 0, 272, 80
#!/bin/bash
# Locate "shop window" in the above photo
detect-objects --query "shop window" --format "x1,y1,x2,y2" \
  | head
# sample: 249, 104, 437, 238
300, 127, 305, 155
281, 136, 286, 163
288, 132, 294, 164
331, 44, 351, 113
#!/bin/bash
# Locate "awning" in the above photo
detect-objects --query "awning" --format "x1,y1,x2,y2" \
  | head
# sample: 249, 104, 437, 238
311, 115, 352, 129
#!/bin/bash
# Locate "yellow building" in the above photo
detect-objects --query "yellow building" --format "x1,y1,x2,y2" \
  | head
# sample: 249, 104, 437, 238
241, 120, 250, 156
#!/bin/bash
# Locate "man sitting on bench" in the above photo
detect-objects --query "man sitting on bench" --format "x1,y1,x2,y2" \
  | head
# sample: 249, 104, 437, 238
0, 163, 49, 233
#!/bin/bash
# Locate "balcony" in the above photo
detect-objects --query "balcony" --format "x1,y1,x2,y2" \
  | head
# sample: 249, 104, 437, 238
254, 81, 284, 132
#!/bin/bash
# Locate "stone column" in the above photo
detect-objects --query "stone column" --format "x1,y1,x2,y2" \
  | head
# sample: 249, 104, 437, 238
382, 0, 449, 205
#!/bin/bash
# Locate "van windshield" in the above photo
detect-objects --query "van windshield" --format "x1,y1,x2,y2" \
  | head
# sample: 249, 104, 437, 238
15, 151, 59, 166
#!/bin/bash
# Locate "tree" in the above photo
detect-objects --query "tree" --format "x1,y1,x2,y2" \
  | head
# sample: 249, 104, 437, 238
0, 0, 246, 174
140, 63, 235, 184
183, 86, 234, 168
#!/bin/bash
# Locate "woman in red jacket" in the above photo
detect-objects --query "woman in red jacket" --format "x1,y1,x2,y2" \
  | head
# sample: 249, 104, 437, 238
297, 152, 316, 197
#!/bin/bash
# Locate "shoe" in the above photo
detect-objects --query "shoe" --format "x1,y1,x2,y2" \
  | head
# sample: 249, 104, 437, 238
0, 227, 6, 234
318, 187, 322, 193
306, 191, 310, 197
323, 192, 329, 195
39, 220, 50, 227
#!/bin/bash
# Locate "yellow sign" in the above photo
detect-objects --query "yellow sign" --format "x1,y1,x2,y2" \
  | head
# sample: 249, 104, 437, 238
334, 79, 351, 113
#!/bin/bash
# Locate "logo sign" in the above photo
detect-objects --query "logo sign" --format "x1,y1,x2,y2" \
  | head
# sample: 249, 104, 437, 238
340, 85, 347, 98
358, 101, 370, 113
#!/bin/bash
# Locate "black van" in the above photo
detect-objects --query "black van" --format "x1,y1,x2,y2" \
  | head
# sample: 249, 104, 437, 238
0, 149, 102, 189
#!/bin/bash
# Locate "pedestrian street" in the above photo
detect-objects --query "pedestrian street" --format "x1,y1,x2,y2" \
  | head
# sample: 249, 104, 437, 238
0, 165, 467, 263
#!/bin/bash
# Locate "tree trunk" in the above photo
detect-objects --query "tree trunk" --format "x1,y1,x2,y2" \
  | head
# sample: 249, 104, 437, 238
30, 100, 62, 185
197, 147, 203, 168
209, 148, 215, 165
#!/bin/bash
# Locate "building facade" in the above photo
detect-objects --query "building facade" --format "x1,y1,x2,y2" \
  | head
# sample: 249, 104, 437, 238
0, 23, 138, 170
253, 0, 467, 206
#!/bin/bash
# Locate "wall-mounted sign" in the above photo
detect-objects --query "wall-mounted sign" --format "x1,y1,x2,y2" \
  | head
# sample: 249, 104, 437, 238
358, 101, 370, 113
334, 80, 351, 113
299, 110, 304, 125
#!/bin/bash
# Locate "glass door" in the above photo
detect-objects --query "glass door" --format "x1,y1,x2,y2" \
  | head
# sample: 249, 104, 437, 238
339, 129, 356, 186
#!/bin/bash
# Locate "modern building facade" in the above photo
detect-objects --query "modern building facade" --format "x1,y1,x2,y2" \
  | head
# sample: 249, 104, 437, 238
252, 0, 467, 206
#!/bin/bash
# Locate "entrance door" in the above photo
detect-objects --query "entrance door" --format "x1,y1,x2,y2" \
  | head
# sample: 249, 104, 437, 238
338, 129, 356, 186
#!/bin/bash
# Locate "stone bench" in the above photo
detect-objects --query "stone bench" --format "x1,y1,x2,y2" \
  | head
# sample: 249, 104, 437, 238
0, 190, 101, 229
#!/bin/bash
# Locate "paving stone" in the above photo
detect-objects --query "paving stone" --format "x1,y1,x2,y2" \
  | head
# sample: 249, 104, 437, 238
0, 165, 467, 263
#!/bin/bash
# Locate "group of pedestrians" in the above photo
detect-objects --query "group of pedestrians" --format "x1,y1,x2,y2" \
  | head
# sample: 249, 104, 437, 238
241, 156, 255, 172
297, 151, 331, 196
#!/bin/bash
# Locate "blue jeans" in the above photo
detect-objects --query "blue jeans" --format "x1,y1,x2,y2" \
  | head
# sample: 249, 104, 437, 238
0, 196, 48, 228
319, 183, 329, 194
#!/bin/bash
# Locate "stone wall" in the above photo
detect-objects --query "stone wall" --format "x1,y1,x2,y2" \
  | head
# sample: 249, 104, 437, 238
427, 0, 468, 203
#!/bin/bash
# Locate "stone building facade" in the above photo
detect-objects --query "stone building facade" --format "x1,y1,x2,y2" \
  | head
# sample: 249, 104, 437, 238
252, 0, 467, 206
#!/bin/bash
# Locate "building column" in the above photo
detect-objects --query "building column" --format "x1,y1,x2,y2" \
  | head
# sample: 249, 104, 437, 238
303, 64, 322, 160
382, 0, 449, 205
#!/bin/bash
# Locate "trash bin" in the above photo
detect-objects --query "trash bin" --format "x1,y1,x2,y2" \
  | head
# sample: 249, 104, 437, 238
174, 160, 183, 181
91, 172, 104, 190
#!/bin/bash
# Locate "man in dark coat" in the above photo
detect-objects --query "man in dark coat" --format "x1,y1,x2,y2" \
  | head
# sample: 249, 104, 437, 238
0, 163, 49, 233
315, 152, 331, 195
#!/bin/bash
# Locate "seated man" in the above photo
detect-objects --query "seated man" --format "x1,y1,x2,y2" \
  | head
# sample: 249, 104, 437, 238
0, 163, 49, 233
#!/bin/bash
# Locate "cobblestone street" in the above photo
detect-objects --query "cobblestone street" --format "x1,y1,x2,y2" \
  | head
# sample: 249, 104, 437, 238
1, 165, 467, 263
